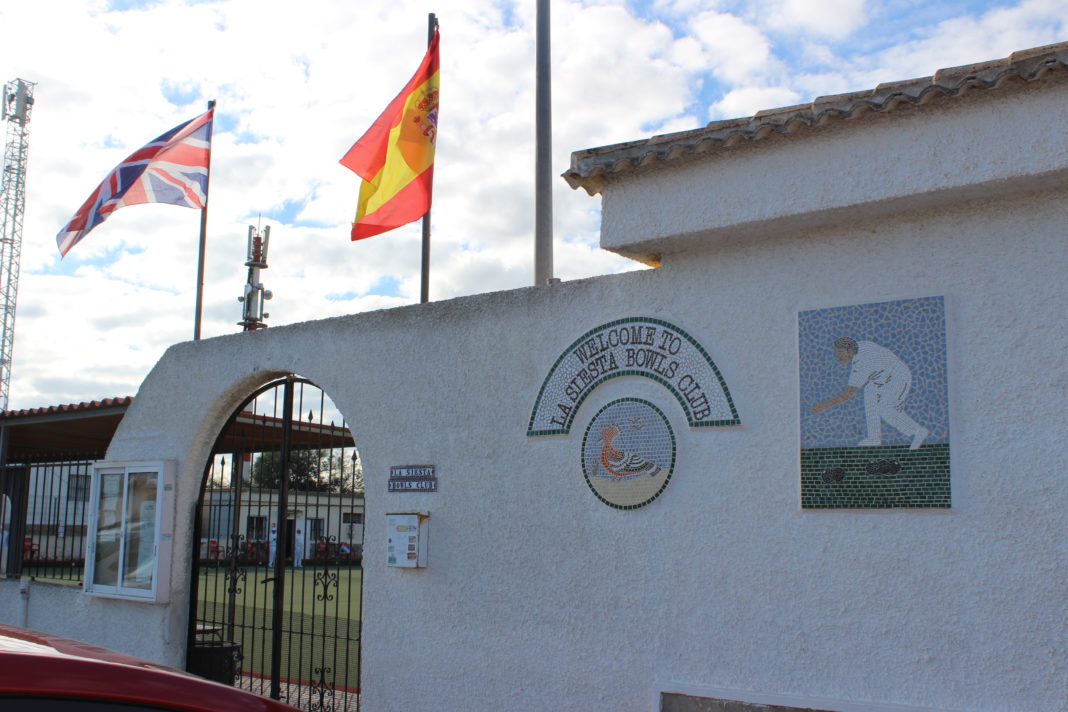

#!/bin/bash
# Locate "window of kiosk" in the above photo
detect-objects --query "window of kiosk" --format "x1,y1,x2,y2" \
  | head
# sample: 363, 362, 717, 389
85, 462, 172, 601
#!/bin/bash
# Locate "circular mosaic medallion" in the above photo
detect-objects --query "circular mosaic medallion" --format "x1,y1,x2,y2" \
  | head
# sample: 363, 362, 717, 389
581, 398, 676, 509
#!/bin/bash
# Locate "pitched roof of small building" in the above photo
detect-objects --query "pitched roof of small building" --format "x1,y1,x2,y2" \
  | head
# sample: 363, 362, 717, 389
0, 397, 133, 461
0, 396, 354, 462
0, 396, 134, 421
564, 41, 1068, 196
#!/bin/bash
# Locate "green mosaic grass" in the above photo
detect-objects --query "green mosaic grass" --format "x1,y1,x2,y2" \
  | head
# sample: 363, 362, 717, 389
801, 443, 950, 509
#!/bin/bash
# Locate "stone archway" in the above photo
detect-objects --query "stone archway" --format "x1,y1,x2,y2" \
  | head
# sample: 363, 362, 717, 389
186, 375, 364, 711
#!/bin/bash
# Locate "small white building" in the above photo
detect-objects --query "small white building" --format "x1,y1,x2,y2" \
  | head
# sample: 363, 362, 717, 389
198, 486, 364, 563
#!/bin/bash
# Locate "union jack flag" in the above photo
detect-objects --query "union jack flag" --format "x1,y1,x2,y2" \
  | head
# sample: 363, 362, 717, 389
57, 108, 214, 257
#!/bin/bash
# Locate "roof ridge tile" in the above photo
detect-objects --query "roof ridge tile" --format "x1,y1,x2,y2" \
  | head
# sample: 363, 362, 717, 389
564, 42, 1068, 195
0, 396, 134, 419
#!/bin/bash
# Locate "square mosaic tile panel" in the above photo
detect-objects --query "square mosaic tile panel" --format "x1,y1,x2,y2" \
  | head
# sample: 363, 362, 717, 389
798, 297, 950, 509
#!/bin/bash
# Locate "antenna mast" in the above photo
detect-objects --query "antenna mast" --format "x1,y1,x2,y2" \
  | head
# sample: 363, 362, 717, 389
237, 224, 271, 331
0, 79, 34, 409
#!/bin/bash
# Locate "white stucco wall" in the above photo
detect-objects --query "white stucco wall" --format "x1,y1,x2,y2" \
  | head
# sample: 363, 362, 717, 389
2, 75, 1065, 712
599, 76, 1068, 265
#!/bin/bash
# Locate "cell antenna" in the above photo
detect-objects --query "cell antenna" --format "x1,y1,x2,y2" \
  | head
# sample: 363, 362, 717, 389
237, 224, 272, 331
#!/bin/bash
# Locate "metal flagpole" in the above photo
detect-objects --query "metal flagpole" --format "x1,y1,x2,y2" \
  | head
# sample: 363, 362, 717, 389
193, 99, 216, 340
421, 13, 438, 304
534, 0, 553, 286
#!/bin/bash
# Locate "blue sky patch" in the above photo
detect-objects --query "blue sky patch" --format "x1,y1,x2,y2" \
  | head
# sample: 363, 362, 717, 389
53, 243, 128, 273
106, 0, 164, 10
259, 199, 307, 225
160, 79, 202, 108
368, 275, 402, 298
494, 0, 521, 29
211, 112, 238, 135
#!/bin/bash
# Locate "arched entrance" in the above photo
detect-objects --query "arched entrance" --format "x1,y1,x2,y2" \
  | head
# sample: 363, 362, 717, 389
187, 376, 363, 711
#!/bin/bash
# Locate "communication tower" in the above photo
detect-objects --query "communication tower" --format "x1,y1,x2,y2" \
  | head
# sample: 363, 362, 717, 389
237, 225, 272, 331
0, 79, 34, 409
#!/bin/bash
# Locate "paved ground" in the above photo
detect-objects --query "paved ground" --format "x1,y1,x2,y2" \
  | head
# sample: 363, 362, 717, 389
240, 673, 360, 712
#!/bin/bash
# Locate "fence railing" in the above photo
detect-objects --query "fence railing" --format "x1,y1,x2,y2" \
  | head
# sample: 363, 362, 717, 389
2, 456, 94, 584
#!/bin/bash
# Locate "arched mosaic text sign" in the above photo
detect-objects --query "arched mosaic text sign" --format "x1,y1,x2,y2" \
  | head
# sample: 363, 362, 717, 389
527, 317, 740, 436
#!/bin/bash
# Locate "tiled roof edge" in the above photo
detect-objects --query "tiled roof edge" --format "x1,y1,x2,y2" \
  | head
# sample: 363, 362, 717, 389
564, 41, 1068, 195
0, 396, 134, 420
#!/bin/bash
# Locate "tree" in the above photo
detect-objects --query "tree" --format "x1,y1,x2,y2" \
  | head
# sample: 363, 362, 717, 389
250, 449, 327, 491
249, 448, 362, 493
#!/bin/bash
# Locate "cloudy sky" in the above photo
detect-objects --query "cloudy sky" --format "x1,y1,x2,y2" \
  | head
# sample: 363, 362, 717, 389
0, 0, 1064, 410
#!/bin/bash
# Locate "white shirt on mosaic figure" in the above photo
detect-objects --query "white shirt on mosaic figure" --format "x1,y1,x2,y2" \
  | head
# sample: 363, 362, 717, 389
812, 337, 928, 449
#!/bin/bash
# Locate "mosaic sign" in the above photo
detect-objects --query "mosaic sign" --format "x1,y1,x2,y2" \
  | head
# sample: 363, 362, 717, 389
581, 399, 676, 509
527, 317, 739, 436
799, 296, 950, 508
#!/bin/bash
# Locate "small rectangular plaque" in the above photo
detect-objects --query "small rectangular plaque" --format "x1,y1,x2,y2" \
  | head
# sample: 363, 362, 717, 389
389, 465, 436, 492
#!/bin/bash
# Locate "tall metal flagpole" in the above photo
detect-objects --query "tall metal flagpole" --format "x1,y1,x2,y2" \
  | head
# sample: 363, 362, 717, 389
534, 0, 553, 285
421, 13, 438, 304
193, 99, 216, 340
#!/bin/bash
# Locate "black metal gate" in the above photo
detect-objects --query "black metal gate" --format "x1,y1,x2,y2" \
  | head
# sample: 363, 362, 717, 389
188, 377, 363, 711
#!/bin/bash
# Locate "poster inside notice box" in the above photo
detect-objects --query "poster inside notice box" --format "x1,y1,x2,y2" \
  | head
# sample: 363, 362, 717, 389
387, 512, 428, 567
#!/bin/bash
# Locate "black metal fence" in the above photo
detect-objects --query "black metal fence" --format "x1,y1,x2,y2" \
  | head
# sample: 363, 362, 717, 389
189, 378, 363, 712
1, 454, 94, 583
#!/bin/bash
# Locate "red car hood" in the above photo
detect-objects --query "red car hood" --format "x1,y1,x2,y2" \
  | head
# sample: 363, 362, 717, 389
0, 623, 300, 712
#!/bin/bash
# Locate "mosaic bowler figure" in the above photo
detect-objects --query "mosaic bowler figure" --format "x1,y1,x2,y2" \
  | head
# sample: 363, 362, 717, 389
813, 337, 928, 450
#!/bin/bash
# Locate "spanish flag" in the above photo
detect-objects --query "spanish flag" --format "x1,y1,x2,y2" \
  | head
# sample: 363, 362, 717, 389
341, 28, 440, 240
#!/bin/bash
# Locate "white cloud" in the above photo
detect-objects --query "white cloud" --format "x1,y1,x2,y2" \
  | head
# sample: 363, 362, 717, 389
688, 11, 778, 84
650, 0, 720, 18
765, 0, 867, 39
826, 0, 1068, 93
709, 85, 802, 119
1, 0, 706, 409
1, 0, 1065, 410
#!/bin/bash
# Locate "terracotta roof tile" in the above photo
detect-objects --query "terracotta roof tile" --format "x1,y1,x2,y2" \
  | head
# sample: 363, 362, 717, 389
0, 396, 133, 420
564, 41, 1068, 196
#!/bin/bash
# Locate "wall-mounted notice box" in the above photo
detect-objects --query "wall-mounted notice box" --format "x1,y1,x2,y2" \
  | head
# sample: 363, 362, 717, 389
85, 460, 175, 602
387, 512, 429, 568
